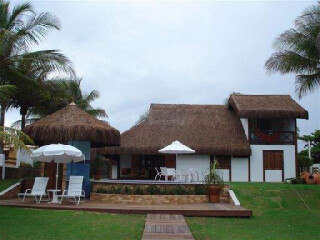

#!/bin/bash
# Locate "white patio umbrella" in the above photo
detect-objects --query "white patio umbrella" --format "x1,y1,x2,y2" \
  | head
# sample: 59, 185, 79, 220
159, 141, 195, 181
159, 140, 195, 155
31, 144, 85, 189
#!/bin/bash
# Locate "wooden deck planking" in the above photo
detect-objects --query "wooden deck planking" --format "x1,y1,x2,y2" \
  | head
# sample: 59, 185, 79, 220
142, 214, 194, 240
0, 199, 252, 217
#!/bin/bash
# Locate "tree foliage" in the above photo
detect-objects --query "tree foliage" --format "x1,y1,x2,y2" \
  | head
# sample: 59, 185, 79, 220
265, 4, 320, 98
299, 130, 320, 164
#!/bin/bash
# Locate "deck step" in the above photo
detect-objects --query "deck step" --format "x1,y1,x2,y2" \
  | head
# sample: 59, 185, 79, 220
142, 214, 194, 240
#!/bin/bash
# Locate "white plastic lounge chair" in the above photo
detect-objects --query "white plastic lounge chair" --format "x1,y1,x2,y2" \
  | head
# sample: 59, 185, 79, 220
18, 177, 49, 203
58, 176, 85, 205
154, 167, 163, 181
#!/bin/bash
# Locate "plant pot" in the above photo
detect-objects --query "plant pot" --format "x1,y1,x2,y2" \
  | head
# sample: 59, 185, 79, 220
306, 174, 315, 185
313, 173, 320, 185
94, 169, 102, 180
209, 185, 221, 203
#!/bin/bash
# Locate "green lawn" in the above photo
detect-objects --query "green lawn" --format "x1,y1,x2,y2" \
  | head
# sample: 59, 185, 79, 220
0, 179, 19, 192
0, 206, 145, 240
1, 182, 319, 240
187, 183, 320, 240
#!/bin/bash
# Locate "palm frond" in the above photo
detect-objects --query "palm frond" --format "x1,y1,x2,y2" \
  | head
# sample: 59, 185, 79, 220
6, 2, 33, 30
0, 84, 16, 102
265, 50, 317, 74
86, 108, 107, 118
295, 73, 320, 99
0, 126, 33, 153
10, 50, 76, 78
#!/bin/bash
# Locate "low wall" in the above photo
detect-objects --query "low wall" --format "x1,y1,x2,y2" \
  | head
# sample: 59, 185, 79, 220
0, 166, 41, 179
0, 182, 21, 200
91, 193, 208, 205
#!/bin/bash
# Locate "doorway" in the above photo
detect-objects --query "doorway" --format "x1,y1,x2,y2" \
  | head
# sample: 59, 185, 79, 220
263, 150, 284, 182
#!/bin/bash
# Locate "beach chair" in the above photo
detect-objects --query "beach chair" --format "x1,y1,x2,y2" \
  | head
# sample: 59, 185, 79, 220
58, 176, 85, 205
154, 167, 164, 181
18, 177, 49, 203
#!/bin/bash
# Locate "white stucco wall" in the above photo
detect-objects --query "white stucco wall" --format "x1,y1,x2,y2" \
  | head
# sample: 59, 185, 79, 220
231, 157, 249, 182
176, 155, 210, 181
216, 169, 230, 182
265, 170, 282, 182
250, 145, 296, 182
17, 149, 33, 166
120, 155, 131, 177
240, 118, 249, 138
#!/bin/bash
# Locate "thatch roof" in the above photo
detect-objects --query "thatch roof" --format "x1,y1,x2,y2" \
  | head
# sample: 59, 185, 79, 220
228, 94, 308, 119
24, 103, 120, 147
98, 104, 251, 156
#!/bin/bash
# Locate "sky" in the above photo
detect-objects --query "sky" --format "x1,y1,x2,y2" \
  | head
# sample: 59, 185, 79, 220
7, 0, 320, 148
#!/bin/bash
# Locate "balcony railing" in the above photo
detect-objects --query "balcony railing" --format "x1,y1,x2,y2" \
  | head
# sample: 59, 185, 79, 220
249, 130, 295, 145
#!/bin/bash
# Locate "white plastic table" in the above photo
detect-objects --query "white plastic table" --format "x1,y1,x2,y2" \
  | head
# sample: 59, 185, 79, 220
47, 189, 61, 204
165, 168, 176, 181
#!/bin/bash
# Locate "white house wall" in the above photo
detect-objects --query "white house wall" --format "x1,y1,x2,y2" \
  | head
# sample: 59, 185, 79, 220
216, 169, 230, 182
250, 145, 296, 182
240, 118, 249, 138
176, 155, 210, 181
231, 157, 249, 182
120, 155, 131, 177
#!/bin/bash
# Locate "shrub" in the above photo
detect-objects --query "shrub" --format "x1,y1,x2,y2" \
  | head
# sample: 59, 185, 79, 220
133, 186, 144, 194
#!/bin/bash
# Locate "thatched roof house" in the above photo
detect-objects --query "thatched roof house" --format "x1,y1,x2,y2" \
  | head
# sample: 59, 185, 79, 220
99, 104, 251, 156
228, 94, 308, 119
24, 103, 120, 147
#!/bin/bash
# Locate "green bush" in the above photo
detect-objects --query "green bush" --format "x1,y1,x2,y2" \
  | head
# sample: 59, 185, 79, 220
133, 186, 144, 194
95, 185, 209, 195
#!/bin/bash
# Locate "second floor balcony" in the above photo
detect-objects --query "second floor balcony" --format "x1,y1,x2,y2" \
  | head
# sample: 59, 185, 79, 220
249, 130, 295, 145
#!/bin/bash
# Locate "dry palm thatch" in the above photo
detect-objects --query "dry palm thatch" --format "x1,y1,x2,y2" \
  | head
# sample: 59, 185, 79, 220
228, 94, 308, 119
99, 104, 251, 156
24, 103, 120, 147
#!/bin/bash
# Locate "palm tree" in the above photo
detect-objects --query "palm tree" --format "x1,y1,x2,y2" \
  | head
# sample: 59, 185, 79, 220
32, 79, 107, 118
11, 79, 107, 129
265, 4, 320, 98
0, 85, 15, 102
9, 55, 74, 129
0, 0, 75, 150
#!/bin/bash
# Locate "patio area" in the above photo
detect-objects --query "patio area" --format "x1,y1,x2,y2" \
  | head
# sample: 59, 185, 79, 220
0, 198, 252, 217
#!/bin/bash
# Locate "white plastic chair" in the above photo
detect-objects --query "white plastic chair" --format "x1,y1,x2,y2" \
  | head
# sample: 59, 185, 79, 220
159, 167, 167, 181
154, 167, 163, 181
58, 176, 85, 205
18, 177, 49, 203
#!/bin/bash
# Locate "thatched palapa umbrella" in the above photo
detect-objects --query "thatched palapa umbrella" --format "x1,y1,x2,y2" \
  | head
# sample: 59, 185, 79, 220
24, 102, 120, 192
24, 102, 120, 147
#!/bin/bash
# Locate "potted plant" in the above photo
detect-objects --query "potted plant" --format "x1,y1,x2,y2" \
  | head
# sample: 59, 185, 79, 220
91, 155, 105, 180
204, 160, 224, 203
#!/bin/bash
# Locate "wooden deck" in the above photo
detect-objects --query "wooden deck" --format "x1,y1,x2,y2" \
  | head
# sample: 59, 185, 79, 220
0, 198, 252, 217
142, 214, 194, 239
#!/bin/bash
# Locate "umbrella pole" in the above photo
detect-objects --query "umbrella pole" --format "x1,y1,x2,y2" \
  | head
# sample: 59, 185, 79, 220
56, 163, 59, 190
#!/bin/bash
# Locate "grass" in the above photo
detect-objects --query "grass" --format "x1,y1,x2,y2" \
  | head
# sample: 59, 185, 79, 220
1, 182, 319, 239
0, 206, 145, 240
186, 183, 320, 240
0, 179, 19, 192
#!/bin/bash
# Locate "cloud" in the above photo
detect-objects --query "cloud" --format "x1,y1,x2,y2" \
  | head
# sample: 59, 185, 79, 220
7, 0, 319, 136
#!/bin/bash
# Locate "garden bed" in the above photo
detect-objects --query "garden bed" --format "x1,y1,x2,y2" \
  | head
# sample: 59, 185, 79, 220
91, 193, 208, 205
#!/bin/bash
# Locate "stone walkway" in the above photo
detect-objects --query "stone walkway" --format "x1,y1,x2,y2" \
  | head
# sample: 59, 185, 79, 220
142, 214, 194, 240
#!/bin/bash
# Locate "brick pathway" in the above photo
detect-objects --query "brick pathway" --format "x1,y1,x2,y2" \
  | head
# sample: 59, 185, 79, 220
142, 214, 194, 240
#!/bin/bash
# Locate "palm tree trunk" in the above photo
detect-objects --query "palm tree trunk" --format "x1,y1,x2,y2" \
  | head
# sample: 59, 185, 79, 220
20, 108, 27, 130
0, 103, 6, 154
21, 114, 26, 130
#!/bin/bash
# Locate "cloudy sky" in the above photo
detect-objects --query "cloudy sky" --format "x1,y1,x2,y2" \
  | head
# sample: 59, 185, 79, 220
7, 0, 320, 145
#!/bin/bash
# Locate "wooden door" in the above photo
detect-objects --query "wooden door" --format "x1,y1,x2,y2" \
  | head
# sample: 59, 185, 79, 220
263, 150, 284, 181
164, 155, 176, 168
